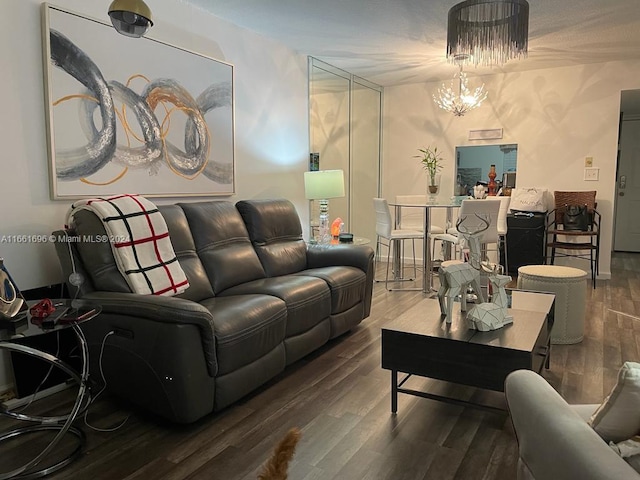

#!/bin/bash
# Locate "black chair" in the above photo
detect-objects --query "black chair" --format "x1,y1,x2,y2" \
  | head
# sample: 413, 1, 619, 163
545, 190, 600, 288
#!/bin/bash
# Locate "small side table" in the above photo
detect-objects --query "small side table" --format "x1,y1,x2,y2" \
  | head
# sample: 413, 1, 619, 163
517, 265, 587, 344
328, 236, 370, 246
308, 236, 370, 246
0, 299, 101, 479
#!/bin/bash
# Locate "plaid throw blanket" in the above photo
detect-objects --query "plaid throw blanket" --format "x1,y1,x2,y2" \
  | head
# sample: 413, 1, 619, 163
67, 194, 189, 296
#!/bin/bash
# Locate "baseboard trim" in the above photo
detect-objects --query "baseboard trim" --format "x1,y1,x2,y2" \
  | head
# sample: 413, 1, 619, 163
2, 381, 73, 410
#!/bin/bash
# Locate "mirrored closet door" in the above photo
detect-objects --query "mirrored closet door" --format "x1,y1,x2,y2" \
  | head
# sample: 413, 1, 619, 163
309, 57, 382, 243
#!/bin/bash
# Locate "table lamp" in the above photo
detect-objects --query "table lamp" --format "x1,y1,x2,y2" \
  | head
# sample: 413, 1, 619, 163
304, 169, 345, 244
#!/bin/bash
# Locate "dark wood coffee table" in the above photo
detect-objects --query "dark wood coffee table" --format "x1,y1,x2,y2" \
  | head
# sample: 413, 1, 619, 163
381, 290, 555, 413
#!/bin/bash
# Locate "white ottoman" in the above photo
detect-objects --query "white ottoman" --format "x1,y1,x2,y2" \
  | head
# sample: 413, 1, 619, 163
517, 265, 587, 344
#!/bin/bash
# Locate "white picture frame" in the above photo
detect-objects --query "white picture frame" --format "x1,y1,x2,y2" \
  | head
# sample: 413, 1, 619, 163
42, 4, 236, 199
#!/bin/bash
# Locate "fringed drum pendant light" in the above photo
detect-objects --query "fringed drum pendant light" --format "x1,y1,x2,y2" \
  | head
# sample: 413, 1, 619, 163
447, 0, 529, 67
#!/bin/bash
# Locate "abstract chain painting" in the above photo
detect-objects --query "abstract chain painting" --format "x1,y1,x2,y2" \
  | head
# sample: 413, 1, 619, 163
42, 4, 235, 198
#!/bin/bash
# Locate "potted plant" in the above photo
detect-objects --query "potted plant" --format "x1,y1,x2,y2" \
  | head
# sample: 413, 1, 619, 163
415, 146, 444, 195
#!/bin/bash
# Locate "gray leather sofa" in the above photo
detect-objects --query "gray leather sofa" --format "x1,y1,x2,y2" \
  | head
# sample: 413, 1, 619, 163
505, 370, 639, 479
53, 199, 374, 423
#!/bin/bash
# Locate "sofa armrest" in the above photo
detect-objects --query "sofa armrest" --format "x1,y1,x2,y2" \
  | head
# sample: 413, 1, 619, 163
81, 291, 217, 376
306, 244, 375, 317
81, 291, 213, 327
505, 370, 639, 480
306, 244, 374, 273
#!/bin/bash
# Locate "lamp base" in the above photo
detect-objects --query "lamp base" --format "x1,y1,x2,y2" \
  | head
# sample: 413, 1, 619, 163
318, 200, 330, 244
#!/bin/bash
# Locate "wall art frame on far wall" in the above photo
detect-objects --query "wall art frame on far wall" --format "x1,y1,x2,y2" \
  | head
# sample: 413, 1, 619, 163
41, 3, 235, 199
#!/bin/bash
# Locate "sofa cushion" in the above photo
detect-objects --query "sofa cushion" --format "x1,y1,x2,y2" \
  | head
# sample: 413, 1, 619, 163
180, 201, 266, 293
590, 362, 640, 443
221, 275, 331, 337
159, 205, 214, 302
200, 294, 287, 376
236, 199, 307, 277
295, 266, 366, 314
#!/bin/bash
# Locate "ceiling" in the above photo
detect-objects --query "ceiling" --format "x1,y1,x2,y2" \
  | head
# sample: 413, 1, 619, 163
179, 0, 640, 88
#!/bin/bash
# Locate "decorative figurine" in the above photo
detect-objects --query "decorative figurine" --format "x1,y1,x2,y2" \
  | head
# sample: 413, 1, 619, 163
473, 184, 486, 199
467, 264, 513, 331
438, 261, 484, 323
463, 215, 513, 331
331, 217, 343, 238
437, 214, 513, 331
438, 215, 488, 323
487, 164, 497, 196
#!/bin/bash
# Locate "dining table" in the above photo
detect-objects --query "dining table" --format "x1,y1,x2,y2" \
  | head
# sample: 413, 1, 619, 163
388, 200, 461, 294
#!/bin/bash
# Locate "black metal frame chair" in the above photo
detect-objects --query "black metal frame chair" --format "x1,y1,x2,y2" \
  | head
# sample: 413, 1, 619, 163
545, 191, 600, 288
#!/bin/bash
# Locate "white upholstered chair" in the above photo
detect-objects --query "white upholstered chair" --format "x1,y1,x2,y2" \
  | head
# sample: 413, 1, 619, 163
497, 196, 510, 274
373, 198, 424, 290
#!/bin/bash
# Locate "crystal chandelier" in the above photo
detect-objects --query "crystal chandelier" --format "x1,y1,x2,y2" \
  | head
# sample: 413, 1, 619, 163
433, 61, 487, 116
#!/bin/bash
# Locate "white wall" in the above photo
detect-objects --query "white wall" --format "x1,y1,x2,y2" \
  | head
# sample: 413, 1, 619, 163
384, 60, 640, 278
0, 0, 308, 389
0, 0, 309, 289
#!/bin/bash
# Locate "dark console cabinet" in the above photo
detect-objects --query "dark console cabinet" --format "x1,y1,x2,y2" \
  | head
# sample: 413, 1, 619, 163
502, 212, 546, 276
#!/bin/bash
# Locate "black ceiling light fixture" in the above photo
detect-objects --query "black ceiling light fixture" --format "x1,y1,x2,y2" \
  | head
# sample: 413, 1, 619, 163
108, 0, 153, 38
446, 0, 529, 67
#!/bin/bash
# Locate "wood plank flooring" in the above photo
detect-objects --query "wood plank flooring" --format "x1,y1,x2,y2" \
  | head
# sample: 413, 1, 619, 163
2, 252, 639, 479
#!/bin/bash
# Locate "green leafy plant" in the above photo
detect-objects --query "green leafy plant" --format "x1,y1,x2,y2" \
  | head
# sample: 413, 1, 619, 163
414, 146, 444, 186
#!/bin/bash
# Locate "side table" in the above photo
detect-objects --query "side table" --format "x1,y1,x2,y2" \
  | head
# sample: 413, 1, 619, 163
517, 265, 587, 344
308, 236, 370, 246
328, 236, 370, 246
0, 299, 101, 479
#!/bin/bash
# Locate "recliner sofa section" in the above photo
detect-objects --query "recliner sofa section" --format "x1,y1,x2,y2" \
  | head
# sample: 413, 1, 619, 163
53, 199, 374, 423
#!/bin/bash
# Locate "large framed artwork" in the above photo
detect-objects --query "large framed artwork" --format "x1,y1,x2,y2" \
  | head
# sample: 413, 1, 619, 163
42, 4, 235, 199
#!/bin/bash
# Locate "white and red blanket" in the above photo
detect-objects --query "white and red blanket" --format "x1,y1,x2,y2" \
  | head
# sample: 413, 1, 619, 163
67, 194, 189, 296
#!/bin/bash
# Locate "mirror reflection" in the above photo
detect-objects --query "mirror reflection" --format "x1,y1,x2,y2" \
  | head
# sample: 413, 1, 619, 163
455, 144, 517, 196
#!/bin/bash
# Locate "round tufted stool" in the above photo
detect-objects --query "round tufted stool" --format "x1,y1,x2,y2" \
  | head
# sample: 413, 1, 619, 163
517, 265, 587, 344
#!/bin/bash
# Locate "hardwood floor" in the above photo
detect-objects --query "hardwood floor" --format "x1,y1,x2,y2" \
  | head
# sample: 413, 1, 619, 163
2, 253, 639, 479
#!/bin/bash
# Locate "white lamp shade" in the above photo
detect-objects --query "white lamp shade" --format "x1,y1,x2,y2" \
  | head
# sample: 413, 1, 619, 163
304, 170, 345, 200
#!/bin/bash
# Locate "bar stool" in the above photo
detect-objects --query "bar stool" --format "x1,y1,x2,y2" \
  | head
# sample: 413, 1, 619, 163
373, 198, 423, 290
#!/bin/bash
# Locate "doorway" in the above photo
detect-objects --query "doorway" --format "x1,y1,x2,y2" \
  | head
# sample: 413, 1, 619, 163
614, 90, 640, 252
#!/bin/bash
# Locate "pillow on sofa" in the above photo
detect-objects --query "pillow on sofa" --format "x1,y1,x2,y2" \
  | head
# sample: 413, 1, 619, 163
590, 362, 640, 443
609, 436, 640, 473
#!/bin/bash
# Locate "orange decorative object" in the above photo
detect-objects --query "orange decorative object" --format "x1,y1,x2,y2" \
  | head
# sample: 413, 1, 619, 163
331, 217, 343, 237
488, 164, 497, 196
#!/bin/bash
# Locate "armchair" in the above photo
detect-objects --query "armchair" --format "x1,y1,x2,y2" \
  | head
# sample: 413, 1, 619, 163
505, 370, 639, 479
545, 190, 600, 287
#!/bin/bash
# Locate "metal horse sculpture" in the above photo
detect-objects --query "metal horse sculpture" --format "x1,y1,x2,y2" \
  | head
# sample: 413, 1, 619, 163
438, 213, 513, 331
437, 215, 487, 323
463, 215, 514, 331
